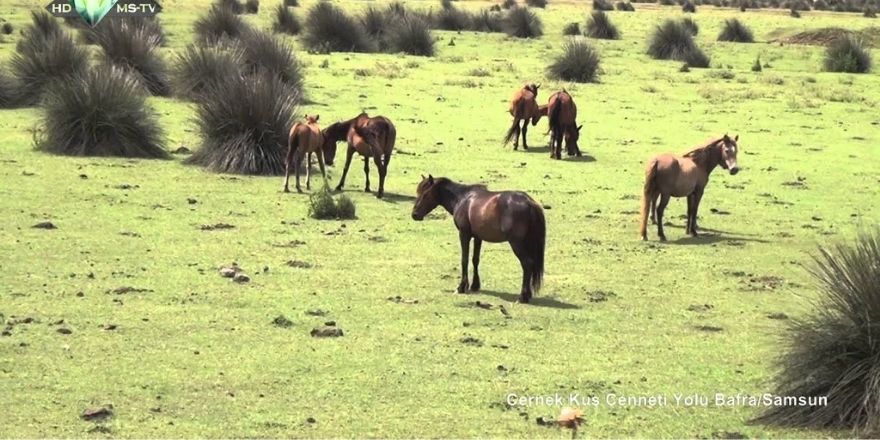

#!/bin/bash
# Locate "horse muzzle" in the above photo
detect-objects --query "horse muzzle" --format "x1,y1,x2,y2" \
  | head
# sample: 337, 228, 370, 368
730, 167, 740, 175
411, 213, 424, 221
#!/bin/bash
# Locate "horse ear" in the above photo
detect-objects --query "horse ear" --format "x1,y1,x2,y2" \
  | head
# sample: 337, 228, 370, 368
535, 83, 541, 90
315, 115, 320, 121
723, 133, 730, 141
734, 134, 739, 142
428, 175, 434, 184
577, 125, 583, 131
421, 174, 426, 180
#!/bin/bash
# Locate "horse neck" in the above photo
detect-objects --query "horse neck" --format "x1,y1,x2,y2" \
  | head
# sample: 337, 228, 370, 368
437, 181, 473, 214
691, 142, 722, 174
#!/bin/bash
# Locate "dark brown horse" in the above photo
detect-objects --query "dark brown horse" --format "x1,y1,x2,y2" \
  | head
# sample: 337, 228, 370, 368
283, 115, 327, 193
411, 175, 546, 303
503, 83, 542, 150
546, 90, 582, 159
640, 134, 741, 241
322, 113, 397, 198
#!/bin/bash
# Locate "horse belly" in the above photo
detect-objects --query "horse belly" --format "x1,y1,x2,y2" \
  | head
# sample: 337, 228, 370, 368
469, 199, 507, 242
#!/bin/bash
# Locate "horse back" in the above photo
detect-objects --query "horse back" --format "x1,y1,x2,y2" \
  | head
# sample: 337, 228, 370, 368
651, 154, 703, 196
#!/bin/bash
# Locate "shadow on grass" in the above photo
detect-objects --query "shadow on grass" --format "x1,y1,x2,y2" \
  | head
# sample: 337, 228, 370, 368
667, 232, 771, 246
379, 192, 417, 204
479, 290, 581, 309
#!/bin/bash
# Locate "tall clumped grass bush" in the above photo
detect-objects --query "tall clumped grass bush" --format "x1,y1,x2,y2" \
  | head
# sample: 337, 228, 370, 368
823, 36, 872, 73
11, 11, 89, 105
585, 10, 620, 39
303, 2, 375, 53
35, 65, 168, 158
194, 5, 252, 45
504, 6, 543, 38
717, 18, 754, 42
186, 71, 298, 175
647, 19, 710, 68
92, 19, 170, 96
170, 45, 243, 100
546, 39, 601, 83
754, 229, 880, 436
273, 4, 301, 35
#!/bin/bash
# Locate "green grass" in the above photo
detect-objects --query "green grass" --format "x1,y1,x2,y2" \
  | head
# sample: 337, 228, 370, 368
1, 0, 879, 437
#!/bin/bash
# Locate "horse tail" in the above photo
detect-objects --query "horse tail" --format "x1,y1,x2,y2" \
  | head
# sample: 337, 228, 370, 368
527, 202, 546, 293
547, 96, 562, 136
503, 98, 526, 146
640, 159, 659, 239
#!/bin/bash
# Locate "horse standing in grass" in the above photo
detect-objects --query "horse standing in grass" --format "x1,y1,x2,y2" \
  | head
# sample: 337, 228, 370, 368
503, 83, 542, 150
323, 113, 397, 198
411, 175, 546, 304
639, 134, 741, 241
546, 90, 582, 159
283, 115, 327, 193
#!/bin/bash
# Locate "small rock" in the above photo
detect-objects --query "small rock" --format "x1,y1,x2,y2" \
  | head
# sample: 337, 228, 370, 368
232, 273, 250, 283
57, 327, 73, 335
310, 326, 344, 338
272, 315, 293, 328
32, 221, 56, 229
81, 406, 113, 421
306, 417, 316, 424
187, 198, 198, 204
219, 267, 238, 278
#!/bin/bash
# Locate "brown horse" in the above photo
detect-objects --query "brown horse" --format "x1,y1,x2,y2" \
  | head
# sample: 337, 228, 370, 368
411, 175, 546, 303
639, 134, 741, 241
323, 113, 397, 198
283, 115, 327, 193
503, 83, 542, 150
546, 90, 582, 159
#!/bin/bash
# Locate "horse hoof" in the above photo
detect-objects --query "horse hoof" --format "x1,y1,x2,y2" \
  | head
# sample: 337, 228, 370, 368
641, 235, 647, 241
334, 186, 343, 192
283, 187, 290, 193
296, 188, 303, 194
376, 192, 384, 199
659, 236, 667, 242
470, 284, 481, 292
518, 296, 531, 304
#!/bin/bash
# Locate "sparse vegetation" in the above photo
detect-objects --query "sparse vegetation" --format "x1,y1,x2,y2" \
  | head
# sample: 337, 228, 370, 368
309, 185, 357, 220
594, 0, 615, 10
752, 55, 763, 71
546, 38, 601, 82
683, 1, 697, 12
824, 36, 872, 73
35, 65, 167, 158
563, 22, 581, 35
585, 10, 620, 39
616, 1, 636, 11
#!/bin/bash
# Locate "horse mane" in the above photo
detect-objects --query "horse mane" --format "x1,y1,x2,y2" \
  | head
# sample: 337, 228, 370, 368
683, 137, 723, 167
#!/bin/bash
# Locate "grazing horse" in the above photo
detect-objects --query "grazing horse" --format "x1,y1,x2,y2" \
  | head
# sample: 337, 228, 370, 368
323, 113, 397, 198
546, 90, 582, 159
283, 115, 327, 193
503, 83, 542, 150
411, 175, 546, 304
639, 134, 741, 241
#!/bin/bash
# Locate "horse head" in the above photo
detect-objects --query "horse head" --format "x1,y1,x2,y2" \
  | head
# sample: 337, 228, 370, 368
412, 174, 442, 221
719, 134, 740, 175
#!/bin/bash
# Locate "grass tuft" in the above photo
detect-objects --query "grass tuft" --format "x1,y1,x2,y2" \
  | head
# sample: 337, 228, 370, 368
194, 6, 252, 45
303, 2, 375, 53
273, 4, 301, 35
93, 19, 170, 96
647, 19, 710, 68
504, 6, 543, 38
170, 45, 243, 100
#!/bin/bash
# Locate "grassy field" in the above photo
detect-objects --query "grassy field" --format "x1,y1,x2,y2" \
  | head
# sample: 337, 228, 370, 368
1, 0, 879, 437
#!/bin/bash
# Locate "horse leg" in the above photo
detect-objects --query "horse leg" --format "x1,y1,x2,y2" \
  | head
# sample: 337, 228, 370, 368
458, 231, 471, 293
656, 193, 671, 242
512, 119, 521, 150
686, 194, 694, 235
470, 238, 482, 292
283, 140, 295, 193
692, 188, 705, 236
554, 129, 563, 160
317, 150, 327, 185
650, 192, 659, 224
509, 240, 533, 303
294, 150, 304, 193
363, 157, 371, 193
521, 122, 529, 150
334, 145, 355, 191
373, 153, 386, 198
305, 151, 312, 191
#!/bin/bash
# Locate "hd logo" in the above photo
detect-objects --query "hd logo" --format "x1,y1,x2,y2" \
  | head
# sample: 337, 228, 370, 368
46, 0, 162, 27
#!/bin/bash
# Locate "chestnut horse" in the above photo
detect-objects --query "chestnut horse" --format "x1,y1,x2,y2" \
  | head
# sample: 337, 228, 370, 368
639, 134, 741, 241
411, 175, 546, 303
323, 113, 397, 198
503, 83, 542, 150
283, 115, 327, 193
546, 90, 582, 159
